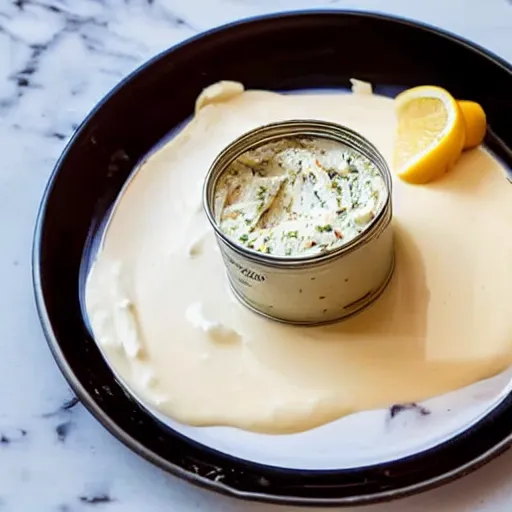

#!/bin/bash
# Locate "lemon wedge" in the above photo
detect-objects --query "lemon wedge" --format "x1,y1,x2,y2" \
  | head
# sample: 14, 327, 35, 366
394, 86, 466, 184
458, 100, 487, 150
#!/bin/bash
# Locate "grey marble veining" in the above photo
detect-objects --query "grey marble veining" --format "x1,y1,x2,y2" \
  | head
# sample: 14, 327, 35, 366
2, 0, 512, 510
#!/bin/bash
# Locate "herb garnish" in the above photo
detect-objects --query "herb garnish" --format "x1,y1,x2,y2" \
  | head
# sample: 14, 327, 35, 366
257, 186, 267, 200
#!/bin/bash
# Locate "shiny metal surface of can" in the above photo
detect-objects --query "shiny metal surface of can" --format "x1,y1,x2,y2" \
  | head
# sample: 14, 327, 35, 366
203, 120, 395, 325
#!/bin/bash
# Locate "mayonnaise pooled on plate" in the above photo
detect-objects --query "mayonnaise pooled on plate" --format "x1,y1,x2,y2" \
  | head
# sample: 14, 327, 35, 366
85, 80, 512, 434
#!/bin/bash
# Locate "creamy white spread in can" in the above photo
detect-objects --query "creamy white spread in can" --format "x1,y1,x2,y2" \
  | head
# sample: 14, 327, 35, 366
214, 137, 387, 257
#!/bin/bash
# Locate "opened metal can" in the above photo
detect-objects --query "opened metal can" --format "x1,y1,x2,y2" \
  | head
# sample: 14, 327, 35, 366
203, 120, 394, 325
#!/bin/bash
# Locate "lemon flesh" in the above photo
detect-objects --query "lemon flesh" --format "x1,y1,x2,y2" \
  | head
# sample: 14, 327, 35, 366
394, 86, 466, 184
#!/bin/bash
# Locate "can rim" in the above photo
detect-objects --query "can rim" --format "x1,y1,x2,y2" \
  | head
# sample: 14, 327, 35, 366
203, 119, 393, 267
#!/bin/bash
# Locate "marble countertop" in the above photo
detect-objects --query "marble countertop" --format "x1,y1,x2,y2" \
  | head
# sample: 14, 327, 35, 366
2, 0, 512, 510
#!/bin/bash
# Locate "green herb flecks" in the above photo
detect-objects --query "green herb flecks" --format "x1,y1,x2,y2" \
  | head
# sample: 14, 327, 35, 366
257, 186, 267, 200
313, 190, 326, 208
316, 224, 333, 233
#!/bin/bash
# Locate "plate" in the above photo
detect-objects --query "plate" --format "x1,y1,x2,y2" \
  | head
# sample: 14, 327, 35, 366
33, 10, 512, 506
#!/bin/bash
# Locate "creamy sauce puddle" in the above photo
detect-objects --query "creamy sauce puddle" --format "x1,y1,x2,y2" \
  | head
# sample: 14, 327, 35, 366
85, 82, 512, 434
